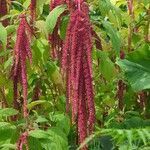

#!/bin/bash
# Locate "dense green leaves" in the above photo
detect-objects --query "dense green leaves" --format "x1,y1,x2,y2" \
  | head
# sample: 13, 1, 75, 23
117, 44, 150, 91
97, 51, 116, 81
0, 108, 18, 117
103, 21, 121, 52
0, 122, 16, 146
46, 5, 66, 34
0, 23, 7, 49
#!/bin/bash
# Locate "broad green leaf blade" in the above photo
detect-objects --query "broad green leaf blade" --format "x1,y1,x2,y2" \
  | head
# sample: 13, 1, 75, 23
46, 5, 66, 34
29, 130, 50, 139
117, 59, 150, 92
35, 20, 48, 38
0, 23, 7, 49
103, 21, 121, 52
0, 108, 18, 117
27, 100, 49, 110
97, 51, 116, 81
0, 144, 16, 150
4, 56, 13, 69
0, 122, 16, 142
36, 0, 48, 16
117, 44, 150, 91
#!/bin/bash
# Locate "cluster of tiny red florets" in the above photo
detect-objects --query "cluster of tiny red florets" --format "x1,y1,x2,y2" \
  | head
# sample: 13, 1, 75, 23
61, 1, 95, 147
11, 14, 32, 118
0, 0, 9, 26
30, 0, 36, 25
16, 131, 29, 150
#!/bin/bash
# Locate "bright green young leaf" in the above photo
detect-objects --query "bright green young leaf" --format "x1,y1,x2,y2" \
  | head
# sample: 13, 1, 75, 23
117, 44, 150, 92
0, 108, 18, 117
0, 144, 16, 150
103, 21, 121, 52
47, 127, 68, 150
0, 23, 7, 49
4, 56, 13, 69
36, 0, 48, 16
35, 20, 48, 38
29, 130, 50, 139
23, 0, 30, 9
60, 16, 69, 39
97, 51, 116, 81
6, 25, 16, 35
27, 100, 49, 110
46, 5, 66, 34
0, 50, 10, 57
51, 113, 70, 135
0, 122, 16, 142
117, 59, 150, 92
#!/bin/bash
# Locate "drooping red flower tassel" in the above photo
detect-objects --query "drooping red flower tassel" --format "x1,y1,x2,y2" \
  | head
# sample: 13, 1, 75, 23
11, 14, 32, 118
61, 1, 95, 148
30, 0, 36, 25
16, 131, 29, 150
32, 82, 41, 101
116, 50, 126, 111
11, 14, 32, 150
0, 0, 9, 26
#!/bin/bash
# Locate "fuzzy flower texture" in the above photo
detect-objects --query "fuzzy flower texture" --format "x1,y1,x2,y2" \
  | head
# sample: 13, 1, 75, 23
61, 1, 95, 147
11, 15, 32, 118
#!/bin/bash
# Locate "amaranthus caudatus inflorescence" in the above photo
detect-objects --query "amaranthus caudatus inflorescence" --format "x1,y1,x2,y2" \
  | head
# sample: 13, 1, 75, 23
0, 0, 9, 26
11, 14, 32, 118
30, 0, 36, 25
61, 0, 95, 147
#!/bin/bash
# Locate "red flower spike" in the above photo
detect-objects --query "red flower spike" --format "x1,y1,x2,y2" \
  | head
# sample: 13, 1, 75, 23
30, 0, 36, 25
11, 15, 32, 118
0, 0, 9, 26
17, 131, 29, 150
61, 1, 95, 147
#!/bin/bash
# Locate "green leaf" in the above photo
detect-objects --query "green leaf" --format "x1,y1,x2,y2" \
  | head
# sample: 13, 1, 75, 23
0, 108, 18, 117
103, 21, 121, 52
46, 5, 66, 34
0, 144, 16, 150
0, 122, 16, 142
4, 56, 13, 69
51, 113, 70, 135
35, 20, 48, 38
23, 0, 30, 9
60, 16, 69, 40
97, 51, 116, 81
0, 50, 10, 57
27, 100, 49, 110
47, 127, 68, 150
35, 116, 48, 123
6, 25, 16, 35
0, 23, 7, 49
116, 44, 150, 91
36, 0, 48, 16
29, 130, 50, 139
29, 128, 68, 150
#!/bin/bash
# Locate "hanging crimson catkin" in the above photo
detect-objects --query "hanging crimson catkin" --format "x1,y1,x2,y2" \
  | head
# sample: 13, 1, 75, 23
116, 50, 126, 111
30, 0, 36, 25
16, 131, 29, 150
61, 1, 95, 148
11, 14, 32, 150
11, 14, 32, 118
0, 0, 9, 26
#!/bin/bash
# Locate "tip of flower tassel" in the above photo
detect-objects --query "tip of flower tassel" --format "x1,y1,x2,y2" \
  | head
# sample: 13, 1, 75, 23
78, 0, 81, 11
